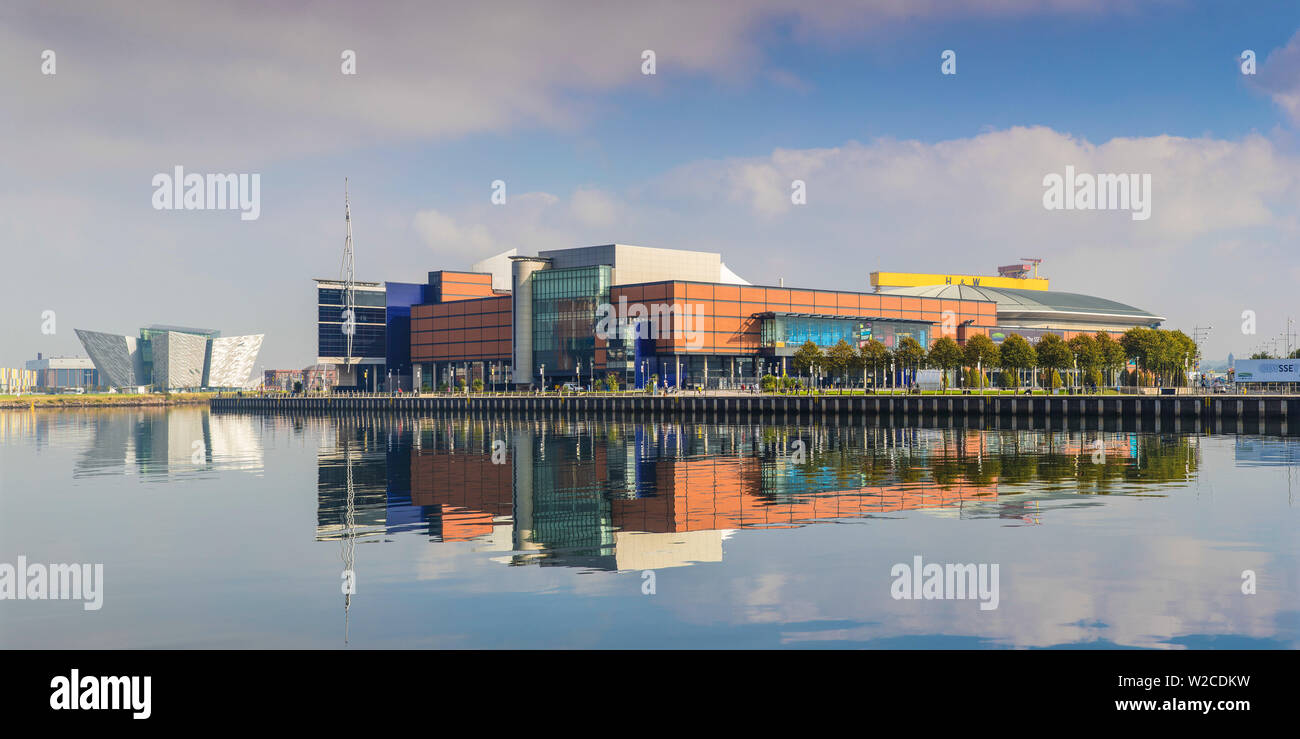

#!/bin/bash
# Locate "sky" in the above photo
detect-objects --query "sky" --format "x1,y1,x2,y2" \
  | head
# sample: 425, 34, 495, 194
3, 0, 1300, 368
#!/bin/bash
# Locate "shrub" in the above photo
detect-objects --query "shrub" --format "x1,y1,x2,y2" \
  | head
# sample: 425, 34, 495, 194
760, 375, 778, 392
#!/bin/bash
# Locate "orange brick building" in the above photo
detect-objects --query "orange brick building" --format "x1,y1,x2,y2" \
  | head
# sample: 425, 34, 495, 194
401, 245, 1159, 390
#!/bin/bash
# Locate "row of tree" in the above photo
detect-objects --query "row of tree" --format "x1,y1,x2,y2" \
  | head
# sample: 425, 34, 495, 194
1250, 348, 1300, 359
787, 326, 1198, 389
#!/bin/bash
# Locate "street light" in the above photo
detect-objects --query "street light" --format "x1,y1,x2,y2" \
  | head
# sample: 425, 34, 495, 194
539, 363, 545, 393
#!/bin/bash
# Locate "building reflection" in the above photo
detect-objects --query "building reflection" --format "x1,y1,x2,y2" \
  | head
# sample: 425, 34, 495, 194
46, 408, 266, 479
315, 417, 1201, 572
1235, 437, 1300, 466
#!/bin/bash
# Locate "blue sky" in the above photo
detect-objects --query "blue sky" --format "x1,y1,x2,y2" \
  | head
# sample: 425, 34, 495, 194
3, 0, 1300, 367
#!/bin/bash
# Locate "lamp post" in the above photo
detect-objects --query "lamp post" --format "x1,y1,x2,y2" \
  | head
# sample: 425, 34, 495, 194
539, 363, 545, 394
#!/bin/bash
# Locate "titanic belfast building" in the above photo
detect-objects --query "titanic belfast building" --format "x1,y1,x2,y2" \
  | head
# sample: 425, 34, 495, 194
76, 325, 264, 391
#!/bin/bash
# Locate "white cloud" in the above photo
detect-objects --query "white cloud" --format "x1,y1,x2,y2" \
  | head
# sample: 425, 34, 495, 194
437, 127, 1300, 359
569, 188, 621, 228
412, 209, 498, 259
0, 0, 1156, 176
1256, 29, 1300, 126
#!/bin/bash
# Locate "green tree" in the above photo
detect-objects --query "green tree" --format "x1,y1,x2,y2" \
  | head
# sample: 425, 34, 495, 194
962, 334, 999, 390
927, 336, 963, 389
1036, 333, 1072, 388
825, 339, 858, 386
1094, 332, 1126, 387
1068, 334, 1100, 383
1165, 330, 1197, 385
791, 340, 823, 377
1086, 367, 1103, 388
1124, 327, 1197, 386
859, 339, 889, 389
894, 336, 926, 386
1045, 368, 1063, 389
1121, 327, 1159, 379
998, 333, 1036, 389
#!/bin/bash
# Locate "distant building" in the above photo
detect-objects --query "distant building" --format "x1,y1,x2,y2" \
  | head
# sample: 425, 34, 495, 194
25, 354, 100, 390
76, 324, 264, 391
879, 283, 1163, 342
302, 364, 339, 392
0, 368, 39, 393
263, 369, 303, 392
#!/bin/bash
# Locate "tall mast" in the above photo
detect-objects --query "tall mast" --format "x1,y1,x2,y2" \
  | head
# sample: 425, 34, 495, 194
340, 178, 356, 365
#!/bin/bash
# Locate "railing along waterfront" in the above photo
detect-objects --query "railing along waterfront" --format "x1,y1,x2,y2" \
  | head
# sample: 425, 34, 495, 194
210, 389, 1300, 434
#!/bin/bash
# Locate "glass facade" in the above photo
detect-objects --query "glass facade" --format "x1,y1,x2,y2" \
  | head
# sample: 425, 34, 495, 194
761, 315, 928, 350
317, 286, 387, 359
317, 289, 386, 308
384, 281, 428, 388
531, 266, 610, 378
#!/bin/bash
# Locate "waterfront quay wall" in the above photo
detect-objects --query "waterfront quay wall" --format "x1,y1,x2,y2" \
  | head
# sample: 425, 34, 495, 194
211, 393, 1300, 433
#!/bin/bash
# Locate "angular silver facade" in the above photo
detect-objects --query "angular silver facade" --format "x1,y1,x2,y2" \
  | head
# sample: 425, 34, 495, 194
76, 327, 263, 390
154, 331, 209, 390
206, 334, 264, 388
75, 329, 143, 387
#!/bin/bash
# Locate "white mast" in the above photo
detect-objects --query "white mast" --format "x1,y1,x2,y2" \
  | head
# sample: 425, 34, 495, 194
340, 179, 356, 366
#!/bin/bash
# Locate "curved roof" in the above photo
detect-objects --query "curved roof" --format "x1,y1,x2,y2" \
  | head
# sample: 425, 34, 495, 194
882, 284, 1163, 323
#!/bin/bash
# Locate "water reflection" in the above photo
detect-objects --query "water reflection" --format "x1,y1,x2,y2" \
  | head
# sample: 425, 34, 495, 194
0, 408, 265, 480
2, 408, 1295, 649
1236, 436, 1300, 466
314, 416, 1202, 572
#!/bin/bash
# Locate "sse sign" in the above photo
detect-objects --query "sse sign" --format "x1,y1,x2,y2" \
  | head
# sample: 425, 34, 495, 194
1234, 359, 1300, 383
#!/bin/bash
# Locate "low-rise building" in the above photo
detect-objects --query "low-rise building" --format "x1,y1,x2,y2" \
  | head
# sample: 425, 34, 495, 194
24, 354, 101, 390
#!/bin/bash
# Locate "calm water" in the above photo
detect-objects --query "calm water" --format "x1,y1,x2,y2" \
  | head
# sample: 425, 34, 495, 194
0, 407, 1296, 649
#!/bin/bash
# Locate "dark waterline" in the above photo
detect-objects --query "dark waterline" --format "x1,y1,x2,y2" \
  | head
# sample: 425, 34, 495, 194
0, 408, 1296, 649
